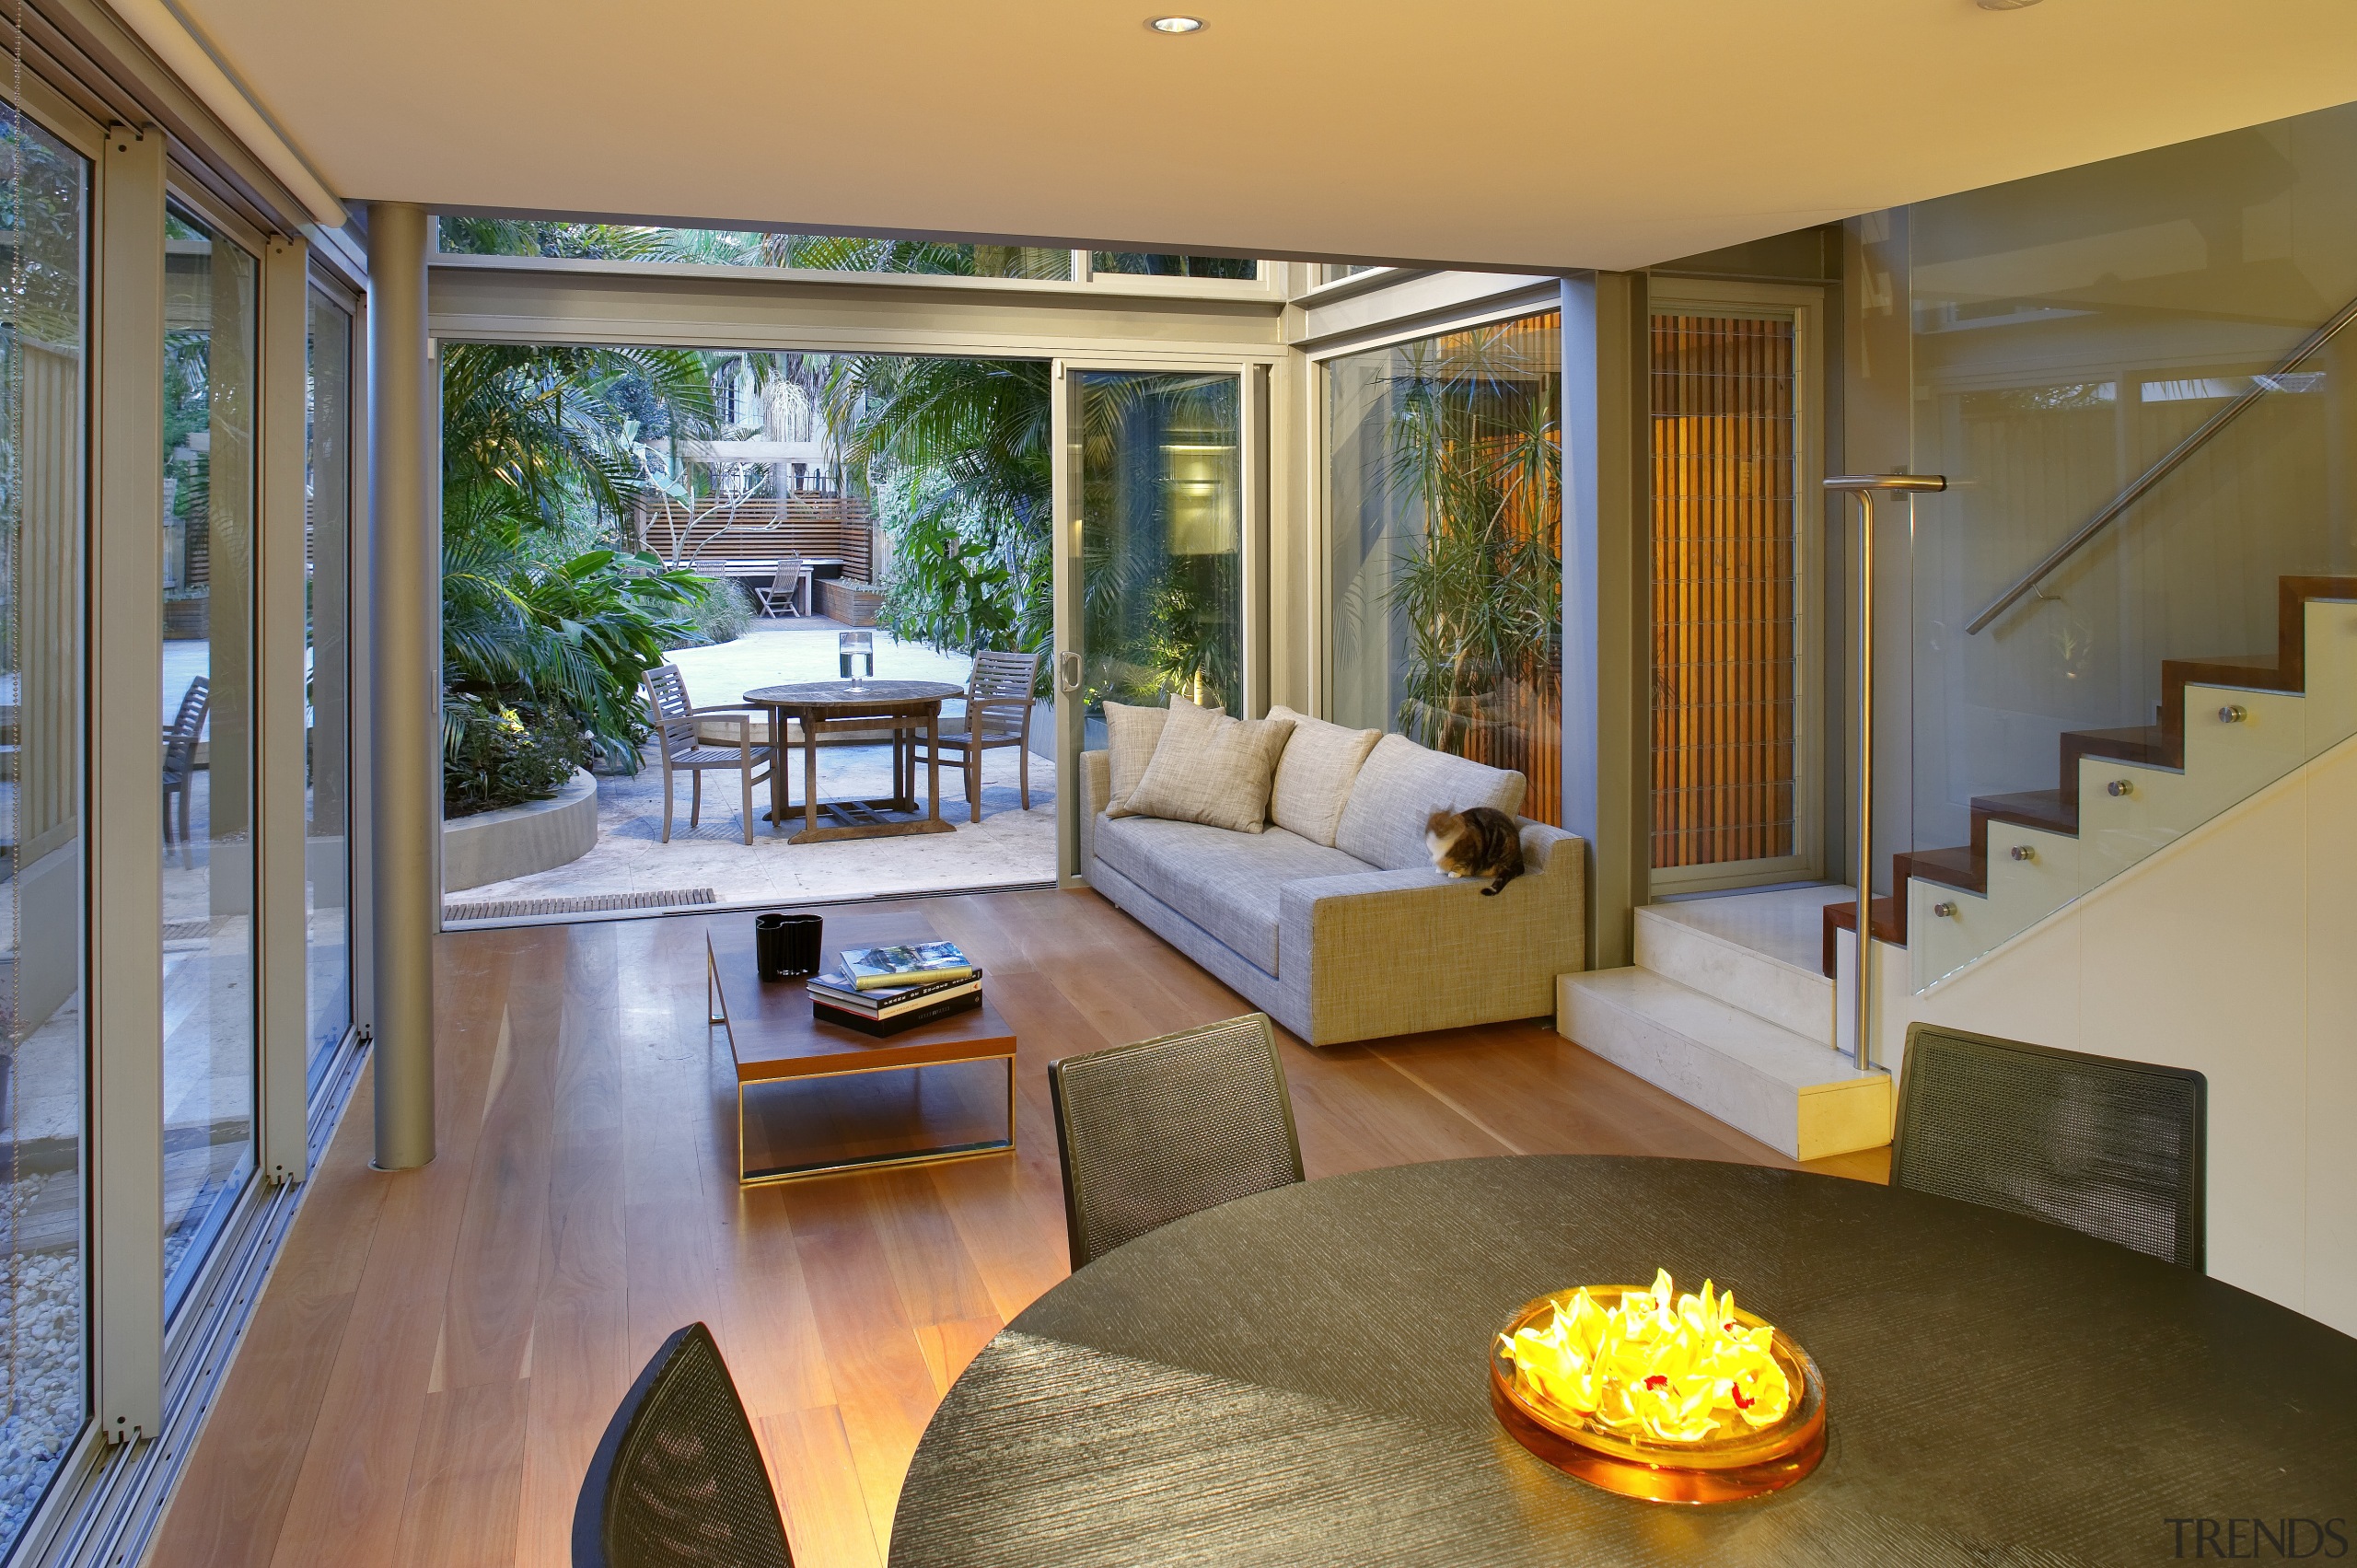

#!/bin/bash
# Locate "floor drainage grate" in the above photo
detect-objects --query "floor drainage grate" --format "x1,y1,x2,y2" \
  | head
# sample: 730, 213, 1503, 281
443, 888, 720, 923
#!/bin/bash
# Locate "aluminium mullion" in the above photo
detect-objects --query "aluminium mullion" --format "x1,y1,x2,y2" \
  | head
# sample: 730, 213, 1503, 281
255, 235, 310, 1184
89, 119, 168, 1446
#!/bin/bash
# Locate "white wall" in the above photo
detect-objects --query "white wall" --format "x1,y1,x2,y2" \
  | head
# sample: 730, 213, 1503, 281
1872, 730, 2357, 1335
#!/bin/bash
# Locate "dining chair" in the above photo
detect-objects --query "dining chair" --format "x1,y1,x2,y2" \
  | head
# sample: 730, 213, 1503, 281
571, 1321, 793, 1568
161, 675, 212, 853
1894, 1023, 2206, 1270
644, 664, 772, 845
909, 650, 1040, 823
1048, 1012, 1302, 1270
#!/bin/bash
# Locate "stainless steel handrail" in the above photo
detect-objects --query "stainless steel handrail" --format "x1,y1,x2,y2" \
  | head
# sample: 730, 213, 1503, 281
1966, 292, 2357, 635
1826, 473, 1946, 1073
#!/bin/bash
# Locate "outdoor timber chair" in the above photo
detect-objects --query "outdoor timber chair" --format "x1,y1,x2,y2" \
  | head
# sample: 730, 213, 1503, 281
1048, 1012, 1303, 1270
644, 663, 773, 846
1894, 1022, 2207, 1270
161, 675, 211, 854
910, 650, 1041, 823
753, 553, 809, 619
572, 1321, 793, 1568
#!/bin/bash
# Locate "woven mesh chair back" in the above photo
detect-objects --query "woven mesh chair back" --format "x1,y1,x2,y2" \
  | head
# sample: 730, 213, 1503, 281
643, 665, 700, 759
165, 676, 211, 768
572, 1321, 792, 1568
1049, 1012, 1303, 1270
1894, 1024, 2206, 1271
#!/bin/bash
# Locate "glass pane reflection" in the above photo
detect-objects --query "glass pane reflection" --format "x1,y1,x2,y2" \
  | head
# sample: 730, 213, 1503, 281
162, 207, 257, 1318
0, 102, 88, 1551
306, 288, 352, 1092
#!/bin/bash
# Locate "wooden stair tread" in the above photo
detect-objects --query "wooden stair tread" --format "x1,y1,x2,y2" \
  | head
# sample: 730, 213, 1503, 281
1899, 845, 1980, 889
1820, 896, 1902, 979
1973, 788, 2077, 835
2063, 726, 2169, 769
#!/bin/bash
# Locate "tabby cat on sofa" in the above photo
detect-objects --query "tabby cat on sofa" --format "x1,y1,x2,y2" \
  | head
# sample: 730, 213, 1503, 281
1424, 807, 1526, 896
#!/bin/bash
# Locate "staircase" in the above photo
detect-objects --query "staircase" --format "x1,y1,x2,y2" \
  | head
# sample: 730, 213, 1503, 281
1562, 575, 2357, 1160
1827, 575, 2357, 992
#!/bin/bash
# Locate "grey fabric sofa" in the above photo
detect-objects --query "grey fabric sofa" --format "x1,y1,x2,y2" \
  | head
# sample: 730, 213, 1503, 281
1081, 730, 1585, 1045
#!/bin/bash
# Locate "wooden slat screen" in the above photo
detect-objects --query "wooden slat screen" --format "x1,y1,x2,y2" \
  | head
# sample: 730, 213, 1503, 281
633, 493, 876, 583
1650, 313, 1798, 869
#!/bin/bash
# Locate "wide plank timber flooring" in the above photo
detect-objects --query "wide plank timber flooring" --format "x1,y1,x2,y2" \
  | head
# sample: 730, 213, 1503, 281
154, 888, 1886, 1568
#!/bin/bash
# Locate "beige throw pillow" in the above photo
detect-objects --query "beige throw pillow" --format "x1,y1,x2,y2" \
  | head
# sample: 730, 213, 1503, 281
1265, 703, 1380, 846
1122, 700, 1295, 834
1103, 698, 1183, 818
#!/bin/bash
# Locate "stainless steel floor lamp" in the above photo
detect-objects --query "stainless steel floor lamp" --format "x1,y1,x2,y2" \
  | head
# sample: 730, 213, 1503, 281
1823, 473, 1946, 1072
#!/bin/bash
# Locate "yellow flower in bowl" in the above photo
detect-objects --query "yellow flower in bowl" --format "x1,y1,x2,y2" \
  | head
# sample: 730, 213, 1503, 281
1497, 1268, 1792, 1445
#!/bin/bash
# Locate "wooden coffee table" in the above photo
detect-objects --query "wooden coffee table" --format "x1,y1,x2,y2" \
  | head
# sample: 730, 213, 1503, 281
706, 915, 1016, 1185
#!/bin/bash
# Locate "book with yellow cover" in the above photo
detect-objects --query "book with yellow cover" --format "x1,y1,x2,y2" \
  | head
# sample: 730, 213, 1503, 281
839, 941, 978, 992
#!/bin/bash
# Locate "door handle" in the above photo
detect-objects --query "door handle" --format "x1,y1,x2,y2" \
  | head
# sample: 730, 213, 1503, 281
1056, 651, 1083, 694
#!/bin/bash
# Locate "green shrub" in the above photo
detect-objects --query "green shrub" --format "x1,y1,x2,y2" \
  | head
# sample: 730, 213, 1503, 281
668, 573, 755, 647
442, 694, 593, 818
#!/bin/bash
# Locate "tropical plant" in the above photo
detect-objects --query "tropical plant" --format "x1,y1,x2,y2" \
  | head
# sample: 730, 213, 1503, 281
1076, 372, 1242, 712
441, 692, 590, 818
825, 356, 1056, 681
440, 342, 724, 802
869, 467, 1051, 660
441, 488, 710, 765
443, 341, 716, 530
1378, 327, 1562, 758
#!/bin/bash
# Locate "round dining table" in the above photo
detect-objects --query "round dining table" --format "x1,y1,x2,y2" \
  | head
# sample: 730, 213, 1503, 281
889, 1156, 2357, 1567
743, 679, 963, 844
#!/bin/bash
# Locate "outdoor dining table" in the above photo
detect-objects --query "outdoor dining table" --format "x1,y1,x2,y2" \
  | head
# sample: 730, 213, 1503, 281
889, 1155, 2357, 1567
742, 679, 963, 844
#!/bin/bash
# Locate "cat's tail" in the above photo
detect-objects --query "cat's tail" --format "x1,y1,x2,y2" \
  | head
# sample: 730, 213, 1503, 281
1482, 871, 1518, 897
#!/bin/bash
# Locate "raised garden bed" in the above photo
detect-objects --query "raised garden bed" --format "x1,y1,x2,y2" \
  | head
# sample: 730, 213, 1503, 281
443, 767, 598, 892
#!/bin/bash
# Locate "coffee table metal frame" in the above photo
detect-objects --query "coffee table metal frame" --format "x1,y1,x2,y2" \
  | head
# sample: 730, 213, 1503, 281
743, 679, 964, 845
706, 925, 1016, 1186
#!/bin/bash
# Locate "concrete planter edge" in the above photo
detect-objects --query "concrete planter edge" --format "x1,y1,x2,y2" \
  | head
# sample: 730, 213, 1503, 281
442, 767, 599, 892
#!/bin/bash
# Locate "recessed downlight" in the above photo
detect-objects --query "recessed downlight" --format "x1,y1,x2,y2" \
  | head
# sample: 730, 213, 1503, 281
1148, 15, 1205, 32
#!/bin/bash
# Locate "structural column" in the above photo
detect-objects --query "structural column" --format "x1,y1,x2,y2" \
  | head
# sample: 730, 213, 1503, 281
366, 203, 436, 1167
1561, 273, 1652, 972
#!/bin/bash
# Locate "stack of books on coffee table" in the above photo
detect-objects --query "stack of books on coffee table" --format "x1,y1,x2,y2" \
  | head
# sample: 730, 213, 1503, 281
807, 940, 983, 1036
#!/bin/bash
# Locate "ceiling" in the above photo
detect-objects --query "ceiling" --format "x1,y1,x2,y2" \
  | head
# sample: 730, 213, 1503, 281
177, 0, 2357, 273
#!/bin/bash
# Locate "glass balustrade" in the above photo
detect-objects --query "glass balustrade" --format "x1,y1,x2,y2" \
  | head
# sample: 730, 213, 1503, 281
1855, 99, 2357, 989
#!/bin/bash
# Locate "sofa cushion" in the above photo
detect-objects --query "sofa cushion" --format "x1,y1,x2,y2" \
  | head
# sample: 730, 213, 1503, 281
1102, 698, 1180, 818
1095, 813, 1368, 974
1332, 733, 1527, 871
1265, 704, 1380, 847
1122, 700, 1295, 834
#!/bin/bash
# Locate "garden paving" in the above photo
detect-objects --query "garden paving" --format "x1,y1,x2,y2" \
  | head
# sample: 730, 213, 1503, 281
447, 620, 1057, 918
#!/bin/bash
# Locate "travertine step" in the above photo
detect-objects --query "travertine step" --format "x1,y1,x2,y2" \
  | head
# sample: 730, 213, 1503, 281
1557, 968, 1888, 1161
1633, 895, 1837, 1042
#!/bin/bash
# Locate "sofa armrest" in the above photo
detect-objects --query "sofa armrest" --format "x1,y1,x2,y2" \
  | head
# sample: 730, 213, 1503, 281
1276, 828, 1587, 1043
1081, 749, 1112, 872
1518, 819, 1582, 876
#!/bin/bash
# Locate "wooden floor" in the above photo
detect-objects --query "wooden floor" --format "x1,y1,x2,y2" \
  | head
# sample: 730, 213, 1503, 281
153, 888, 1886, 1568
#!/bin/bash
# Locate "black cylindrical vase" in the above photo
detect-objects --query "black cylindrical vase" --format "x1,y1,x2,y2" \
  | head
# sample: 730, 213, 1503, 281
757, 912, 823, 979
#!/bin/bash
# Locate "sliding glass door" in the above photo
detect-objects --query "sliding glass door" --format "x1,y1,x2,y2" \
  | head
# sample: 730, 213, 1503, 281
1053, 367, 1245, 875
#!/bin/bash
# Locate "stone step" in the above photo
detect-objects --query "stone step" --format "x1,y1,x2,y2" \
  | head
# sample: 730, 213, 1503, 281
1632, 892, 1839, 1042
1557, 968, 1889, 1161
